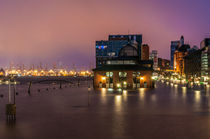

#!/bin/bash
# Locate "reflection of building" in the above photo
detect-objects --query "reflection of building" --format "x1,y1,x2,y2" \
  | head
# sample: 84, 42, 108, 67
96, 34, 142, 67
200, 38, 210, 82
141, 44, 149, 60
170, 36, 184, 69
149, 50, 158, 70
93, 39, 154, 89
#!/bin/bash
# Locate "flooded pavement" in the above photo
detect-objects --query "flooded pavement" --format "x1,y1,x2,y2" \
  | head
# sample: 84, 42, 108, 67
0, 81, 210, 139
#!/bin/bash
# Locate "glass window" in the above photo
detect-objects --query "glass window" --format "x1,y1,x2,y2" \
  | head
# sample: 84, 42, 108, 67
106, 72, 113, 77
133, 72, 140, 83
119, 72, 127, 77
119, 45, 138, 57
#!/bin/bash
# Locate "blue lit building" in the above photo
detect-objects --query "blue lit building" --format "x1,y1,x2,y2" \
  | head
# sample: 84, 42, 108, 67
170, 41, 179, 68
170, 36, 184, 69
96, 34, 142, 67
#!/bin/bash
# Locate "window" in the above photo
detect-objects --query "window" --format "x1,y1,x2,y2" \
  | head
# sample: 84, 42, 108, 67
119, 45, 138, 57
106, 72, 113, 77
106, 72, 113, 83
119, 72, 127, 77
133, 72, 140, 83
119, 72, 127, 82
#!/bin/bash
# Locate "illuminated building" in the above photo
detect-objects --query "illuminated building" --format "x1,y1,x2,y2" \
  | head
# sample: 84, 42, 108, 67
96, 34, 142, 68
200, 38, 210, 83
0, 68, 5, 77
174, 44, 190, 76
170, 36, 184, 69
149, 50, 158, 71
93, 42, 154, 90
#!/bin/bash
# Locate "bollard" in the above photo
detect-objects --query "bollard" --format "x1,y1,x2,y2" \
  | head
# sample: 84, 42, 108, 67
0, 94, 3, 98
28, 81, 32, 95
60, 82, 62, 89
46, 88, 49, 91
38, 89, 40, 92
78, 79, 80, 87
6, 104, 16, 121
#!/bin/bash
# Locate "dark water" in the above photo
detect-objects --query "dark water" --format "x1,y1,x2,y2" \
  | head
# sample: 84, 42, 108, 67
0, 81, 210, 139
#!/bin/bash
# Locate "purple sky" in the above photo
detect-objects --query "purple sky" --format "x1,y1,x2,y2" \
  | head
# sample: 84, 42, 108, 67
0, 0, 210, 68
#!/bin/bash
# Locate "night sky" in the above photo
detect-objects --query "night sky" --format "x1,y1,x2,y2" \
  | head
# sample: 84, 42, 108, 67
0, 0, 210, 68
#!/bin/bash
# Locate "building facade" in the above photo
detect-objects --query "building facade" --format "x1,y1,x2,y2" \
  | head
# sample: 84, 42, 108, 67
158, 58, 170, 71
93, 39, 154, 90
149, 50, 158, 71
141, 44, 149, 60
184, 50, 201, 81
200, 38, 210, 82
173, 44, 190, 76
170, 36, 184, 69
96, 34, 142, 68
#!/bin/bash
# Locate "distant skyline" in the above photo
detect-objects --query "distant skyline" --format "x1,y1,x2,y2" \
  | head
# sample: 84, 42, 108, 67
0, 0, 210, 67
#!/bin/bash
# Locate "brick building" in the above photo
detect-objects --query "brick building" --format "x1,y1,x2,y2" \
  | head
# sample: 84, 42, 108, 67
93, 40, 154, 90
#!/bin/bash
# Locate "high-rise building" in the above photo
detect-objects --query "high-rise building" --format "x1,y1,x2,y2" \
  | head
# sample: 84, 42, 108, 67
96, 34, 142, 67
200, 38, 210, 82
180, 35, 184, 46
170, 36, 185, 69
174, 44, 190, 75
150, 50, 158, 70
184, 49, 202, 80
170, 41, 179, 68
141, 44, 149, 60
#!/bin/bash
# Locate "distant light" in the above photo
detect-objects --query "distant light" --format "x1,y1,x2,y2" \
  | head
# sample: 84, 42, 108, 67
123, 90, 127, 93
195, 90, 200, 93
117, 89, 122, 91
102, 77, 106, 80
140, 77, 144, 80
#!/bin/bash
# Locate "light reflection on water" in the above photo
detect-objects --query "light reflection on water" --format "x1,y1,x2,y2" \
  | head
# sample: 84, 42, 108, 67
182, 86, 187, 98
139, 88, 145, 101
150, 94, 156, 102
194, 90, 201, 104
101, 88, 107, 104
122, 90, 127, 102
